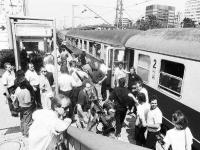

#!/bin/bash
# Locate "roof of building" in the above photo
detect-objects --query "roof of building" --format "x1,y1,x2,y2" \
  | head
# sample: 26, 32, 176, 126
125, 28, 200, 61
65, 29, 141, 47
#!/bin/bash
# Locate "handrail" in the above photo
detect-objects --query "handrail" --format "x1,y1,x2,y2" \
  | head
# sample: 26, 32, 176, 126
65, 126, 150, 150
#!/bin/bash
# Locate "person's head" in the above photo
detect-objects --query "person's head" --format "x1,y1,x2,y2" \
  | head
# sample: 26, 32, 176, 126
118, 62, 123, 69
40, 66, 47, 76
118, 78, 126, 87
135, 80, 143, 92
130, 67, 136, 74
69, 61, 76, 68
4, 62, 12, 72
28, 63, 35, 71
150, 95, 158, 110
172, 110, 188, 130
16, 70, 25, 79
60, 65, 69, 74
51, 94, 71, 116
137, 92, 146, 104
84, 81, 92, 93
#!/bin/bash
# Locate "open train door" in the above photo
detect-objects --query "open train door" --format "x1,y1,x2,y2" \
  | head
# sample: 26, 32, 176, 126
7, 16, 59, 94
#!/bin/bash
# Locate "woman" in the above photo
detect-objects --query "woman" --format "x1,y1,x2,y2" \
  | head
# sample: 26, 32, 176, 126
12, 76, 35, 137
163, 110, 193, 150
29, 94, 72, 150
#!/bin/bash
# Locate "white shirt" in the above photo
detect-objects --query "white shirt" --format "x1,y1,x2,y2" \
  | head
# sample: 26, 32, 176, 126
25, 70, 40, 86
164, 127, 193, 150
136, 103, 150, 126
140, 87, 149, 104
114, 67, 127, 81
15, 87, 32, 108
58, 73, 77, 91
2, 71, 15, 88
99, 63, 108, 75
146, 107, 162, 132
71, 70, 88, 87
29, 109, 71, 150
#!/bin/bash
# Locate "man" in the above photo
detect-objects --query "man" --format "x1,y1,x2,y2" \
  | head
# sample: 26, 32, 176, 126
2, 62, 15, 96
109, 78, 132, 138
145, 96, 163, 149
114, 62, 128, 87
39, 67, 53, 109
29, 94, 72, 150
128, 67, 142, 91
76, 81, 97, 129
25, 63, 41, 108
91, 64, 105, 101
99, 59, 110, 101
134, 92, 150, 146
135, 80, 149, 104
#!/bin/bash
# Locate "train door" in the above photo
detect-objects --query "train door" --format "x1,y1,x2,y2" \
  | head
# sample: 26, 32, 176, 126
125, 48, 134, 70
107, 48, 114, 88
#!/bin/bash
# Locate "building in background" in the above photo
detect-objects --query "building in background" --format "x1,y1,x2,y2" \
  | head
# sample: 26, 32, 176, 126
145, 4, 175, 28
175, 12, 184, 28
0, 0, 25, 50
184, 0, 200, 24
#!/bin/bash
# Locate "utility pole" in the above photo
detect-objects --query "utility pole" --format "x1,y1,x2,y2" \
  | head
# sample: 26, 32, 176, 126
72, 5, 78, 28
115, 0, 123, 29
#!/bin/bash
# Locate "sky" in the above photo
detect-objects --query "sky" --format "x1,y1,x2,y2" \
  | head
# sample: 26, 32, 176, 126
27, 0, 187, 28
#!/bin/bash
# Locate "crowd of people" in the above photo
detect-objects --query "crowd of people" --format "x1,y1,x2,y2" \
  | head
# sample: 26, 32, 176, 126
1, 48, 194, 150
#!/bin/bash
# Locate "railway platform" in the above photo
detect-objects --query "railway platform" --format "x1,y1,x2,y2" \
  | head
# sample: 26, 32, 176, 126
0, 78, 138, 150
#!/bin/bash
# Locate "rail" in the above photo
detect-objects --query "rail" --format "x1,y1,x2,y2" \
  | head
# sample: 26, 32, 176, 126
65, 126, 150, 150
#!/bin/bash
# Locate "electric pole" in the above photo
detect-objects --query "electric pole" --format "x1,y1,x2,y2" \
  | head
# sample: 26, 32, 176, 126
115, 0, 124, 29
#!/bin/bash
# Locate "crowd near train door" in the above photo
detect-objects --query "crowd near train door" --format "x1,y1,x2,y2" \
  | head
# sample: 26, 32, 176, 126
107, 47, 126, 88
7, 16, 58, 93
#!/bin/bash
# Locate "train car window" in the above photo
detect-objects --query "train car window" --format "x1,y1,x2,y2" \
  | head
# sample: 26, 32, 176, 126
84, 41, 87, 50
80, 40, 82, 49
89, 42, 93, 54
159, 60, 184, 97
94, 43, 101, 58
137, 54, 151, 82
75, 39, 78, 47
114, 49, 124, 62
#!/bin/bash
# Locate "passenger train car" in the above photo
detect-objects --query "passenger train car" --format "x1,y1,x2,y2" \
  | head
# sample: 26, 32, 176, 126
125, 28, 200, 150
63, 28, 200, 150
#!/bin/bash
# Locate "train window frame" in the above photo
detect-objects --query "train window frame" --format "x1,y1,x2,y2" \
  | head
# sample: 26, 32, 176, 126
137, 54, 151, 83
158, 59, 185, 98
89, 41, 94, 55
94, 43, 101, 59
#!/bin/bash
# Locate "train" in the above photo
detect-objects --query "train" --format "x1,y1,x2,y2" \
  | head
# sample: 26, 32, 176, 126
61, 28, 200, 150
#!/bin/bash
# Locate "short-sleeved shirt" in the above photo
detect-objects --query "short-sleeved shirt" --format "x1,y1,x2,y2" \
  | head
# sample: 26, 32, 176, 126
140, 87, 149, 104
25, 70, 40, 86
163, 127, 193, 150
77, 89, 90, 112
2, 71, 15, 88
29, 109, 71, 150
15, 87, 32, 107
58, 73, 77, 91
136, 103, 150, 126
146, 107, 162, 132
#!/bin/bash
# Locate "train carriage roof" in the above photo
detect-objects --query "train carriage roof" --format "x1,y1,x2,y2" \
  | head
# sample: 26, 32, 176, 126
125, 28, 200, 61
65, 29, 141, 47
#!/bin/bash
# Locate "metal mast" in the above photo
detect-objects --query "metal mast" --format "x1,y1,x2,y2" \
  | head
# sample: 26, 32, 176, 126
115, 0, 124, 29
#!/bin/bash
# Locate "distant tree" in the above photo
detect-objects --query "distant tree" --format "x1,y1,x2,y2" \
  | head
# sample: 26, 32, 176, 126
182, 17, 195, 28
135, 15, 163, 31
